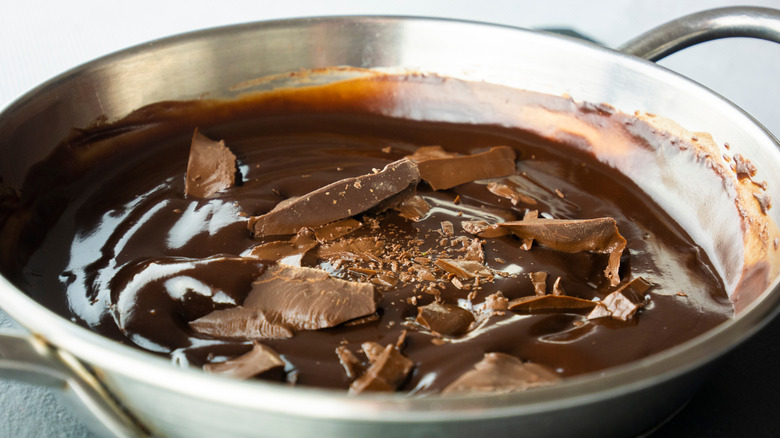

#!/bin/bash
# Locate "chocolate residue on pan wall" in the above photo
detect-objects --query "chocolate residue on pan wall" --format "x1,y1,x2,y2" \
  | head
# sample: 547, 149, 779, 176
3, 71, 776, 394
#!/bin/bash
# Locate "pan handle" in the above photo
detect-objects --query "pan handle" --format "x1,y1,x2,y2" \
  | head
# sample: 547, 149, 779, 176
0, 332, 148, 437
619, 6, 780, 61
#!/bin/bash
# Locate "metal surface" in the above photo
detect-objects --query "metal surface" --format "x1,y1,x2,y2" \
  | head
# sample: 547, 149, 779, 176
620, 6, 780, 61
1, 8, 780, 437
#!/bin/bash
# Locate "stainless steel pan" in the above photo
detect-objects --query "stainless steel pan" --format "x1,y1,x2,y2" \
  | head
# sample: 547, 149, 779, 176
2, 7, 780, 437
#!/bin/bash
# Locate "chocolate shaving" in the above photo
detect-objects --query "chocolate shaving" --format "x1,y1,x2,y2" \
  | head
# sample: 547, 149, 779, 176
247, 228, 318, 262
499, 217, 626, 286
312, 218, 362, 242
442, 352, 560, 394
248, 158, 420, 237
486, 180, 537, 206
349, 342, 414, 394
394, 195, 431, 221
462, 238, 485, 263
435, 258, 493, 280
409, 146, 516, 190
415, 302, 475, 336
203, 342, 284, 380
440, 221, 455, 236
185, 128, 237, 198
588, 277, 651, 321
733, 153, 757, 179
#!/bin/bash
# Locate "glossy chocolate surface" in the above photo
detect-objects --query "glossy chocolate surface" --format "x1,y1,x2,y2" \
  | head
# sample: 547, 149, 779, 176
7, 74, 732, 394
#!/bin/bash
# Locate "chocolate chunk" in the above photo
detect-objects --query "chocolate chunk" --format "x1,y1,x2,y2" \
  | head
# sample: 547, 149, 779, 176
415, 302, 475, 336
442, 352, 560, 394
336, 346, 364, 379
349, 342, 414, 394
435, 258, 493, 279
203, 342, 285, 379
440, 221, 455, 236
185, 128, 237, 198
499, 217, 626, 286
361, 341, 386, 363
588, 277, 651, 321
245, 265, 380, 331
189, 308, 294, 340
191, 265, 380, 338
247, 228, 318, 263
393, 195, 431, 221
410, 146, 516, 190
248, 159, 420, 237
486, 179, 537, 206
312, 218, 362, 242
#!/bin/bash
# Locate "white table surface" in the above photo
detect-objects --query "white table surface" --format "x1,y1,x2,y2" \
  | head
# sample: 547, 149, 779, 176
2, 1, 780, 436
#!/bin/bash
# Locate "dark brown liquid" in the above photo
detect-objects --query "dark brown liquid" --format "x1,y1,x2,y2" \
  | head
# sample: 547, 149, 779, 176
8, 74, 732, 393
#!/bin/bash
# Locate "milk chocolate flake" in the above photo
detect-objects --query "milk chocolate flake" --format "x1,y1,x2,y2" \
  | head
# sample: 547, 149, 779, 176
442, 352, 560, 394
588, 277, 651, 321
410, 146, 516, 190
349, 342, 413, 394
393, 195, 431, 221
185, 128, 237, 198
415, 302, 475, 336
203, 342, 284, 380
500, 217, 626, 286
248, 159, 420, 236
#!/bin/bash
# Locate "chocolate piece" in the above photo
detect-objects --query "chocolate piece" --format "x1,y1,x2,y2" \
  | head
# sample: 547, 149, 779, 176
529, 271, 548, 296
442, 352, 560, 394
203, 342, 285, 380
482, 292, 509, 311
336, 346, 364, 379
317, 237, 384, 262
411, 146, 516, 190
500, 217, 627, 286
462, 238, 484, 263
486, 179, 537, 206
519, 210, 539, 250
394, 195, 431, 221
733, 153, 757, 179
461, 220, 509, 238
349, 342, 414, 394
588, 277, 651, 321
185, 128, 237, 198
312, 218, 363, 242
248, 159, 420, 237
508, 294, 597, 314
247, 228, 318, 263
440, 221, 455, 236
192, 265, 380, 338
754, 192, 772, 215
189, 308, 293, 340
435, 258, 493, 279
415, 302, 475, 336
245, 265, 380, 331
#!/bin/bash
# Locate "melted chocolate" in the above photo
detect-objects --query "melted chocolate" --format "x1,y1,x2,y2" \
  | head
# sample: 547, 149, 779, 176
5, 73, 733, 394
